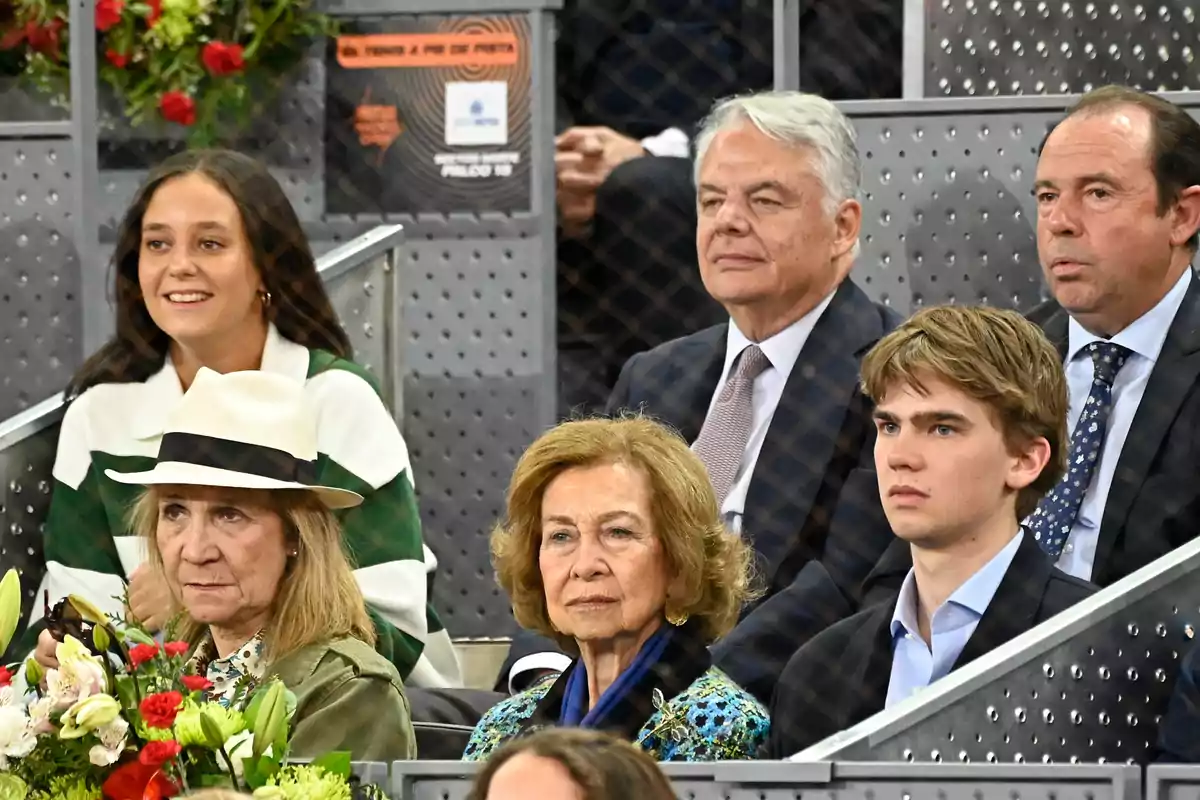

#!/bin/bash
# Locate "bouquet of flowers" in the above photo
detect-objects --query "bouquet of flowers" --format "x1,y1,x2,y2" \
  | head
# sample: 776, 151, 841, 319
0, 0, 333, 146
0, 569, 384, 800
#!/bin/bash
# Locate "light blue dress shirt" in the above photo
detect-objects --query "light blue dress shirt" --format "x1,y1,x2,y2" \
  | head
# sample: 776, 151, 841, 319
885, 531, 1024, 708
1053, 268, 1192, 580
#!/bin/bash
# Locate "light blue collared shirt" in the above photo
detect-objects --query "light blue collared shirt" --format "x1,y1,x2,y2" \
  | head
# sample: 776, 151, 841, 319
885, 531, 1024, 708
1054, 268, 1192, 580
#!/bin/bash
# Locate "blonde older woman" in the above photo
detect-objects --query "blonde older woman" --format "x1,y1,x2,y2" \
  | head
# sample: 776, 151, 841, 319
108, 366, 415, 761
463, 417, 768, 761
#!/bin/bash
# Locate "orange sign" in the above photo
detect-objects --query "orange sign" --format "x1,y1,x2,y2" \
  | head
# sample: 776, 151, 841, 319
336, 32, 519, 69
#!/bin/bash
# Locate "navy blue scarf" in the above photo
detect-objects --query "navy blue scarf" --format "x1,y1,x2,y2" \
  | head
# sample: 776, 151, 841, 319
557, 624, 674, 729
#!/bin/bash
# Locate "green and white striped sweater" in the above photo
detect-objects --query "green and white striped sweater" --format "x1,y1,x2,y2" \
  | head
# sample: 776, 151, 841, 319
21, 324, 461, 689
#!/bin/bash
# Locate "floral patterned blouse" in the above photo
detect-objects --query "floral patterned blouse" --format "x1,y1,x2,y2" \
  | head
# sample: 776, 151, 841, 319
189, 632, 266, 708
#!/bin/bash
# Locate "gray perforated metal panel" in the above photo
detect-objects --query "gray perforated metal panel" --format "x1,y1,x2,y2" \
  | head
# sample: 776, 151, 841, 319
98, 166, 322, 233
400, 230, 545, 635
847, 105, 1051, 314
0, 139, 83, 418
1148, 765, 1200, 800
927, 1, 1200, 96
405, 376, 540, 636
0, 415, 61, 661
841, 95, 1200, 313
403, 237, 542, 377
389, 760, 1139, 800
801, 537, 1200, 766
324, 251, 396, 407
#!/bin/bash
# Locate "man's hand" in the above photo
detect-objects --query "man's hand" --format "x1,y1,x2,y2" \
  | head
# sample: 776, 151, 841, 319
555, 126, 646, 236
127, 564, 175, 633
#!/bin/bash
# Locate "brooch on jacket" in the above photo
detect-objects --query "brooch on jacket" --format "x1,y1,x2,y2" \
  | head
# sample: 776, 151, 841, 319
645, 687, 689, 743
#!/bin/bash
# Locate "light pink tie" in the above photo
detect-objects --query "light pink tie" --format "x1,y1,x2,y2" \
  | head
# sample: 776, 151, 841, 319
692, 345, 770, 507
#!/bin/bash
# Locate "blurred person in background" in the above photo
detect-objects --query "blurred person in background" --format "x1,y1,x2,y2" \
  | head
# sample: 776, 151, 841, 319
464, 417, 767, 761
471, 729, 676, 800
20, 148, 459, 689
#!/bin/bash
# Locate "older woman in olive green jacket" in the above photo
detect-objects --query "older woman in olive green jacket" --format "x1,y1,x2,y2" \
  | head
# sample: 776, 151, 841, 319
107, 368, 415, 761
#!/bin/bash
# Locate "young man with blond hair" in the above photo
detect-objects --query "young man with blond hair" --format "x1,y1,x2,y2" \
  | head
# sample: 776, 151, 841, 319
765, 305, 1097, 758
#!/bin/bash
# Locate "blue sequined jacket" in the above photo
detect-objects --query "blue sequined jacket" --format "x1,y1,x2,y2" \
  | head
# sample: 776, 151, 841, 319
463, 665, 769, 761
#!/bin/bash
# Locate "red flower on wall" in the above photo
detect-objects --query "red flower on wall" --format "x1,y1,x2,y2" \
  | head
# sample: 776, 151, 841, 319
95, 0, 123, 31
105, 49, 128, 68
201, 41, 245, 76
145, 0, 162, 26
159, 91, 196, 126
3, 19, 67, 59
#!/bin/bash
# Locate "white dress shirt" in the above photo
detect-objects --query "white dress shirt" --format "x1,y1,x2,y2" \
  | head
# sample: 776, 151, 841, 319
641, 127, 690, 158
1054, 268, 1192, 579
700, 291, 838, 533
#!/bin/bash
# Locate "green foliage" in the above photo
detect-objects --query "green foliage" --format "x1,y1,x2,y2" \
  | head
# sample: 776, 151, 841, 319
2, 0, 335, 146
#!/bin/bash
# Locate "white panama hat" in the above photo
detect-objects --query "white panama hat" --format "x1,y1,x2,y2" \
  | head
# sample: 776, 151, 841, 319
106, 366, 363, 510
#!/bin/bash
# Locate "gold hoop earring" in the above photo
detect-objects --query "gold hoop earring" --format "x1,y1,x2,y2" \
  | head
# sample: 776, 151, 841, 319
665, 608, 688, 627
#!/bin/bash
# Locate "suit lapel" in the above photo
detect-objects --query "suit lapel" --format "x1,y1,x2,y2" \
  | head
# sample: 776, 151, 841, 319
952, 533, 1055, 669
744, 281, 884, 572
645, 325, 727, 444
1094, 276, 1200, 583
844, 602, 897, 728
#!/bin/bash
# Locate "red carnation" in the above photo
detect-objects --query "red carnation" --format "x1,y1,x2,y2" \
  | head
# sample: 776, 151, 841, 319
0, 666, 11, 687
145, 0, 162, 27
139, 691, 183, 729
159, 91, 196, 126
105, 49, 128, 68
163, 641, 190, 658
180, 674, 212, 692
95, 0, 123, 31
139, 739, 182, 767
102, 759, 179, 800
129, 642, 159, 669
201, 41, 245, 76
21, 19, 64, 59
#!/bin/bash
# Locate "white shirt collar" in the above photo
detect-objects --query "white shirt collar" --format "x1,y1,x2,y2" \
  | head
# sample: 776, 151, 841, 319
721, 290, 837, 381
1066, 269, 1192, 364
130, 324, 309, 439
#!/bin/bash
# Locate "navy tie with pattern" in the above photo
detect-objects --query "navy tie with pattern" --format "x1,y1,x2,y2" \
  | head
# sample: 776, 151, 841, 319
1025, 340, 1132, 558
